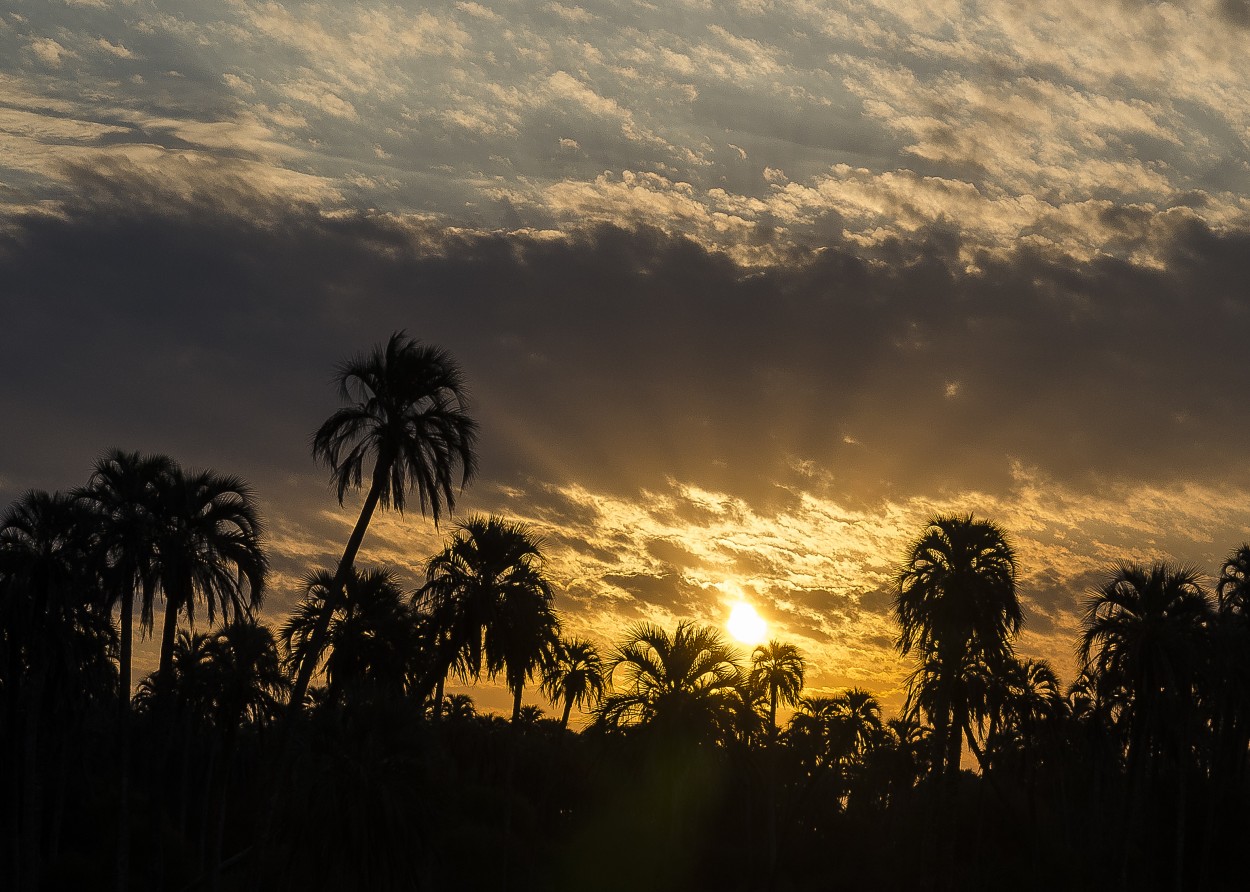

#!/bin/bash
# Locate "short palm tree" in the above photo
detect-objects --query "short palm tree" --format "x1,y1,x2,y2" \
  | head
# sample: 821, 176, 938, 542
289, 332, 478, 709
282, 567, 422, 703
418, 516, 559, 721
1079, 562, 1211, 767
540, 636, 607, 728
749, 640, 805, 739
597, 621, 744, 744
894, 513, 1020, 779
1080, 562, 1212, 892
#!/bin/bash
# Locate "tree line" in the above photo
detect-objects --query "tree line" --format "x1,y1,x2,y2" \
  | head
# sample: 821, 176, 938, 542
2, 331, 1248, 891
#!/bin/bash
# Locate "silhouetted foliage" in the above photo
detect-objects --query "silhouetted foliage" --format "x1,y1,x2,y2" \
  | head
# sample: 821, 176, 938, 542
9, 351, 1250, 892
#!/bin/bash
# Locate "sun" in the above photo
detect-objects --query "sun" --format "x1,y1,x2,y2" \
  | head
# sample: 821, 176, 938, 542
727, 602, 767, 646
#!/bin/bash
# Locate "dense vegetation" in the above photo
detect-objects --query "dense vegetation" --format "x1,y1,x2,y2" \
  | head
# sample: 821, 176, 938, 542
3, 333, 1249, 891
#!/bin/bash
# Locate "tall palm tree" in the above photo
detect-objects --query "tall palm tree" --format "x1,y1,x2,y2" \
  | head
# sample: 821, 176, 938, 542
151, 467, 268, 685
596, 621, 743, 744
540, 636, 606, 728
78, 449, 174, 892
290, 332, 478, 710
78, 450, 173, 716
749, 640, 805, 739
894, 513, 1020, 779
417, 516, 558, 721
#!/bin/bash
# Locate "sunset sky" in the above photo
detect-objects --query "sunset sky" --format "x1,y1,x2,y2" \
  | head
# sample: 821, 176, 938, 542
5, 0, 1250, 716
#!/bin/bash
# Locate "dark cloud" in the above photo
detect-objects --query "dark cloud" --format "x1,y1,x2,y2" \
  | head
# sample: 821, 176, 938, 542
5, 170, 1250, 527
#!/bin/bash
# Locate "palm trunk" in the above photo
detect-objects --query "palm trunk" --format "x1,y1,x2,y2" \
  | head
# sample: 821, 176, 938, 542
115, 584, 136, 892
158, 592, 181, 684
289, 462, 388, 711
209, 729, 238, 892
432, 675, 446, 725
560, 696, 573, 729
19, 664, 46, 892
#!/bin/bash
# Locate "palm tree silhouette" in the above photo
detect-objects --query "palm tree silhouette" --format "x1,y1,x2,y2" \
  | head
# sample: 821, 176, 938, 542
289, 332, 478, 710
150, 467, 268, 686
282, 567, 422, 704
418, 515, 559, 722
79, 451, 172, 715
749, 640, 805, 739
597, 621, 743, 743
202, 618, 287, 890
78, 449, 174, 892
1080, 562, 1210, 768
540, 636, 606, 728
1, 490, 113, 892
894, 513, 1020, 780
1080, 561, 1212, 892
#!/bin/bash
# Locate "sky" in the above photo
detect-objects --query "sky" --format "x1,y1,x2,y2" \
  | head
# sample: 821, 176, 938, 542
5, 0, 1250, 717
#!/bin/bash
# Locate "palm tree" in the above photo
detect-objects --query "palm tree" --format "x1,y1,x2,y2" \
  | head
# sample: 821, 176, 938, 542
282, 567, 423, 704
78, 449, 173, 892
289, 332, 478, 710
787, 689, 884, 768
748, 640, 805, 739
418, 516, 559, 722
540, 636, 606, 728
0, 490, 114, 892
1079, 562, 1212, 892
78, 450, 173, 715
150, 467, 268, 685
1079, 562, 1211, 768
596, 621, 744, 744
202, 618, 288, 890
894, 513, 1020, 780
1212, 545, 1250, 799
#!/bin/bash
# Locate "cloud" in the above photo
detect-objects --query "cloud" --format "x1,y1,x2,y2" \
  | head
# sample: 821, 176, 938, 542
6, 179, 1250, 700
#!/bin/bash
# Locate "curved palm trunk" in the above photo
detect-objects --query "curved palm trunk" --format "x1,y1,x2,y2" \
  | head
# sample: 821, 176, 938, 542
560, 696, 573, 729
289, 462, 388, 711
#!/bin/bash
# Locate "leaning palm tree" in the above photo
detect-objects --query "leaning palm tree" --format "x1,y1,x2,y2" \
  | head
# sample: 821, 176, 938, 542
749, 639, 806, 739
540, 637, 607, 728
289, 332, 478, 710
894, 513, 1020, 780
151, 467, 268, 684
417, 516, 558, 721
597, 621, 744, 744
